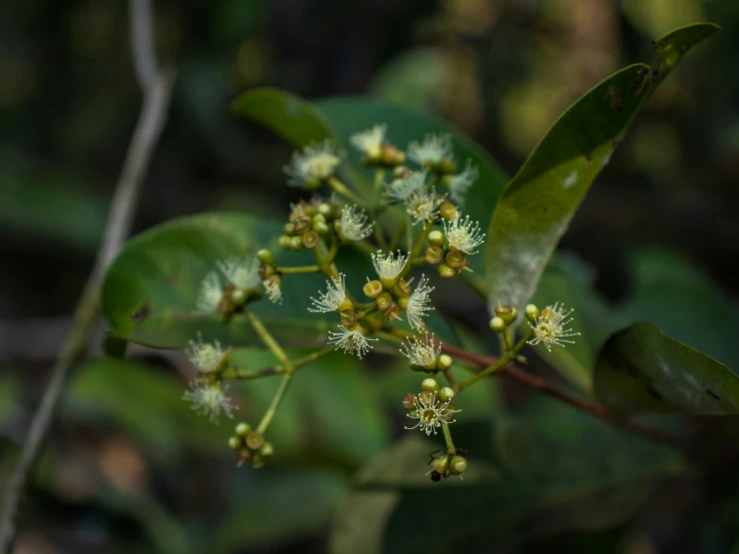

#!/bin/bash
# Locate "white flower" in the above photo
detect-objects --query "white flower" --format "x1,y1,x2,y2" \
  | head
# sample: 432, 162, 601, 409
447, 160, 478, 205
339, 205, 374, 241
405, 392, 460, 436
408, 133, 453, 167
385, 170, 427, 202
218, 257, 261, 290
196, 271, 223, 315
183, 381, 237, 423
372, 250, 408, 281
309, 274, 348, 313
350, 123, 387, 159
400, 333, 441, 367
528, 302, 580, 351
186, 333, 229, 372
405, 189, 443, 225
263, 279, 282, 305
283, 140, 343, 187
327, 325, 378, 358
443, 214, 486, 255
405, 275, 435, 330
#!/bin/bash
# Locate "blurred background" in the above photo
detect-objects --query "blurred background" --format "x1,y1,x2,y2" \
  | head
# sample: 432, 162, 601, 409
2, 0, 739, 552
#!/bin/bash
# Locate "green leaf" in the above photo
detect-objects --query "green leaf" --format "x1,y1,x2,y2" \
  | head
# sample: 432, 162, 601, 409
485, 23, 719, 315
331, 397, 684, 553
233, 88, 508, 271
593, 322, 739, 414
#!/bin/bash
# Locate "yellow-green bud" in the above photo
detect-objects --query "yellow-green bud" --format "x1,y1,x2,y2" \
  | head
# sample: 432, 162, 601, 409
489, 316, 506, 333
379, 144, 406, 166
426, 245, 444, 264
302, 230, 320, 248
235, 422, 251, 436
231, 288, 246, 306
428, 230, 444, 246
445, 250, 465, 269
375, 291, 394, 311
260, 442, 274, 458
402, 392, 416, 410
421, 378, 438, 391
438, 386, 455, 402
279, 235, 291, 249
311, 213, 326, 226
495, 305, 517, 324
318, 203, 333, 218
449, 455, 468, 475
437, 354, 452, 371
313, 221, 329, 235
289, 236, 303, 251
257, 249, 274, 265
396, 295, 409, 310
245, 431, 264, 450
228, 436, 241, 450
428, 454, 450, 475
439, 200, 458, 220
284, 222, 295, 235
438, 262, 456, 278
525, 304, 540, 322
363, 280, 383, 299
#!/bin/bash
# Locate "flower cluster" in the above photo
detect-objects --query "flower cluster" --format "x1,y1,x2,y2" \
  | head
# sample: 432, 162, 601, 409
526, 302, 580, 351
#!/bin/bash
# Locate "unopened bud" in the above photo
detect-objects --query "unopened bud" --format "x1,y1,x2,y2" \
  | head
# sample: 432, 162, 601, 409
489, 316, 506, 333
289, 236, 303, 251
284, 222, 295, 236
318, 203, 334, 218
245, 431, 264, 450
279, 235, 291, 249
375, 291, 394, 311
426, 245, 444, 264
428, 454, 449, 475
396, 295, 409, 310
257, 249, 274, 265
439, 200, 458, 221
260, 442, 274, 458
436, 354, 452, 371
380, 144, 405, 166
231, 288, 246, 306
228, 436, 241, 450
363, 280, 383, 299
428, 230, 444, 246
311, 213, 326, 226
313, 221, 329, 235
438, 262, 456, 278
235, 422, 252, 436
449, 455, 468, 475
438, 387, 455, 402
525, 304, 540, 322
421, 378, 438, 391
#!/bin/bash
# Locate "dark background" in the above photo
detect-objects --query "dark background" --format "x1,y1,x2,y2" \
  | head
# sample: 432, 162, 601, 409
1, 0, 738, 552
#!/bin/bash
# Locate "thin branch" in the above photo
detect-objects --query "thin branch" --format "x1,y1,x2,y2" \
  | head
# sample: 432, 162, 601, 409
0, 0, 173, 550
440, 343, 693, 453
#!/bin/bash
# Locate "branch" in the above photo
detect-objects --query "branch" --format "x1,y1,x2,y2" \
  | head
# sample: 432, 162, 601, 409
0, 0, 173, 549
440, 343, 693, 453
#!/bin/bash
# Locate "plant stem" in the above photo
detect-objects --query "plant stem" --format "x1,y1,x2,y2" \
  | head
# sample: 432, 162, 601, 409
246, 311, 289, 365
278, 265, 321, 274
456, 334, 530, 392
256, 372, 293, 434
371, 169, 388, 249
328, 177, 364, 205
403, 220, 433, 276
223, 347, 336, 380
441, 422, 456, 455
0, 1, 172, 549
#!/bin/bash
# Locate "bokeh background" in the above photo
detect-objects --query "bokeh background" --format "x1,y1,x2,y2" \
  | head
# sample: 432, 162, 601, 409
2, 0, 739, 552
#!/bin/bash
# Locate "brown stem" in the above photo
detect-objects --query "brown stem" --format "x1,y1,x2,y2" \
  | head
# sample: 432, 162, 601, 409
440, 343, 692, 453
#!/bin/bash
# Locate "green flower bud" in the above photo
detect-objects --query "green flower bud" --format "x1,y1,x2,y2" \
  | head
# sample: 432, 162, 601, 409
445, 250, 465, 269
228, 436, 242, 450
363, 280, 383, 299
318, 203, 334, 218
375, 291, 394, 312
439, 200, 458, 220
396, 295, 409, 310
284, 222, 295, 236
438, 387, 455, 402
313, 221, 329, 235
402, 392, 416, 410
231, 288, 246, 306
245, 431, 264, 451
525, 304, 540, 322
426, 245, 444, 264
235, 422, 252, 436
449, 455, 468, 475
260, 264, 276, 279
260, 442, 274, 458
379, 144, 406, 166
421, 378, 438, 391
257, 249, 274, 265
436, 354, 452, 371
279, 235, 292, 249
489, 316, 506, 333
428, 230, 445, 246
289, 236, 303, 251
304, 204, 317, 216
495, 305, 517, 324
302, 230, 320, 249
428, 454, 450, 475
311, 213, 326, 226
438, 262, 456, 278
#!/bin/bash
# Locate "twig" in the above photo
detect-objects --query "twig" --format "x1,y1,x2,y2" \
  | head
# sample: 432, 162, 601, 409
440, 343, 693, 453
0, 1, 173, 550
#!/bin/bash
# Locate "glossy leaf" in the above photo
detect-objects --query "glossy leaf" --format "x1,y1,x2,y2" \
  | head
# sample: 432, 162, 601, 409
485, 23, 719, 315
594, 322, 739, 414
